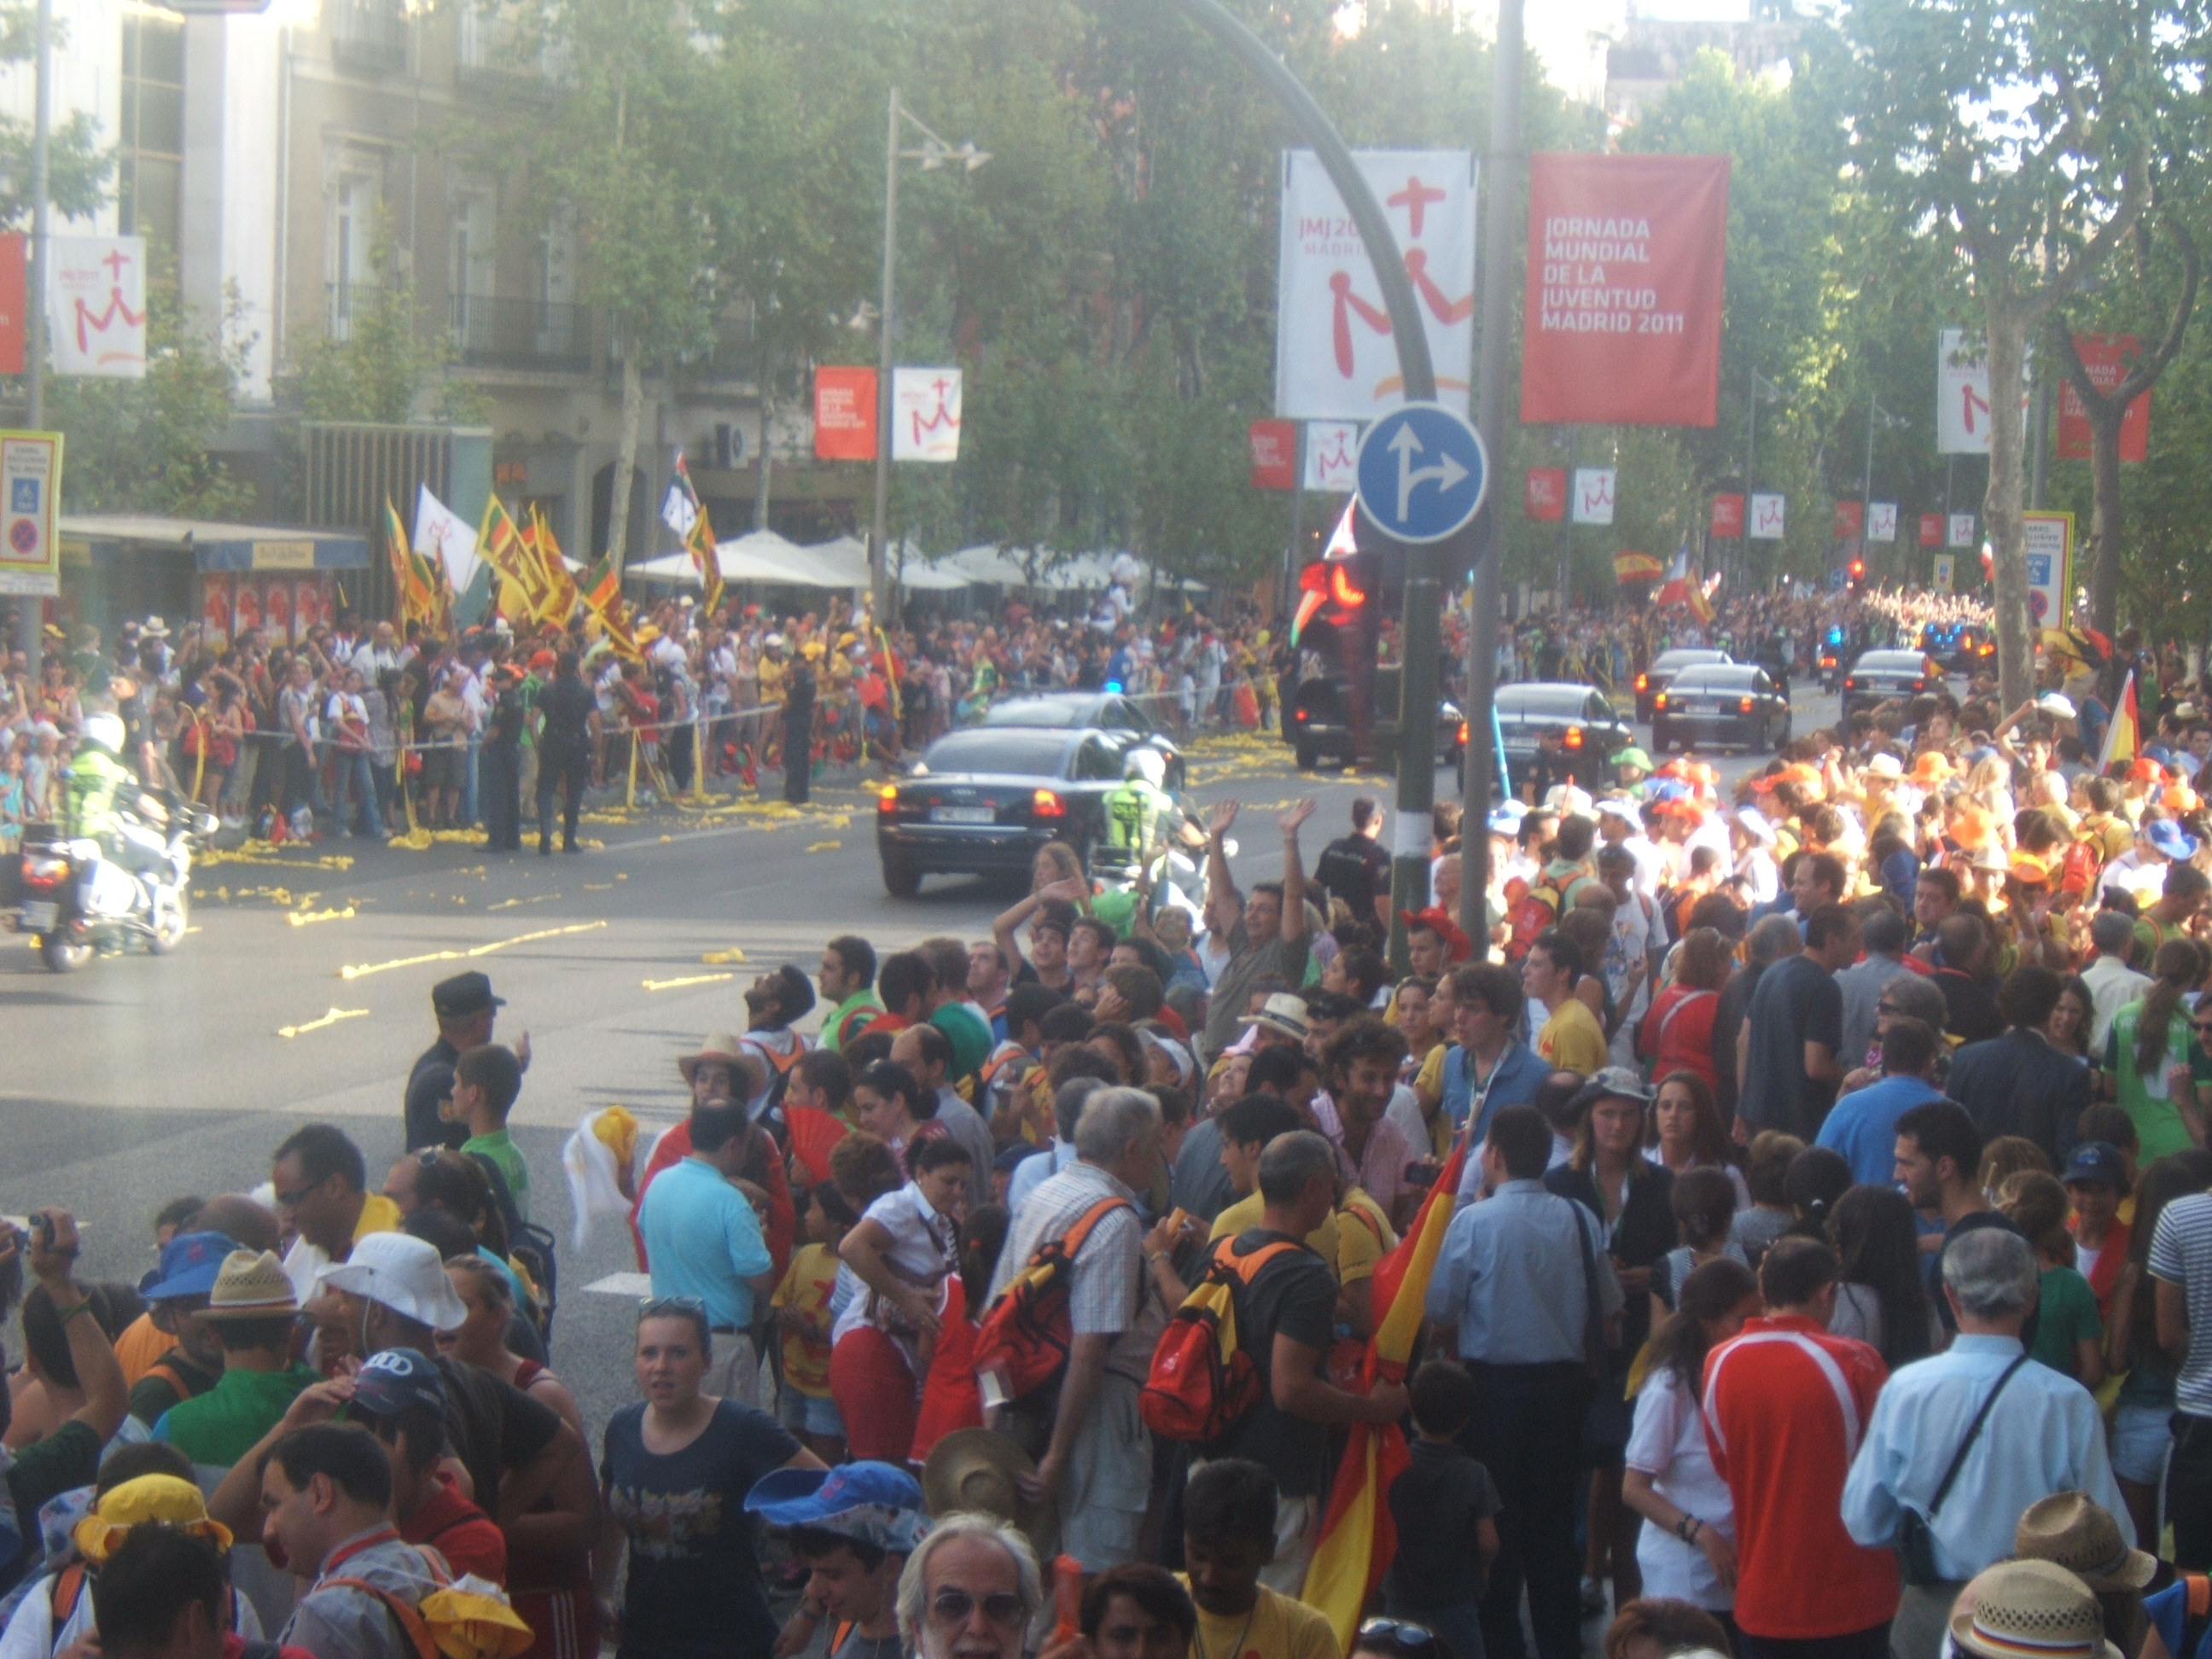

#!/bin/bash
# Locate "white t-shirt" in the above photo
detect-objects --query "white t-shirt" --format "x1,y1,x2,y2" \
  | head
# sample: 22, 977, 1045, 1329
830, 1181, 959, 1350
1624, 1364, 1735, 1610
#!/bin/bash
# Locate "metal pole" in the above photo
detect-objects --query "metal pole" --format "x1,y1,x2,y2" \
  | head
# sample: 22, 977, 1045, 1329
1161, 0, 1440, 966
1860, 393, 1877, 577
868, 87, 899, 627
1460, 0, 1521, 952
15, 0, 50, 679
2029, 356, 2051, 509
1558, 426, 1576, 608
1284, 422, 1307, 620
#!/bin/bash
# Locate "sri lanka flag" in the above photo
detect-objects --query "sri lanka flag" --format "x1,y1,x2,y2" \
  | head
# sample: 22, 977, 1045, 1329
661, 448, 725, 618
2101, 670, 2139, 769
383, 496, 436, 626
1301, 1138, 1471, 1648
579, 555, 642, 661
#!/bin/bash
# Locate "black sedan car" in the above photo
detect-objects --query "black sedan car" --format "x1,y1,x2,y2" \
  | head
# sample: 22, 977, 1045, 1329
978, 692, 1187, 789
1651, 663, 1792, 754
1634, 648, 1732, 721
1494, 683, 1633, 792
1842, 649, 1946, 717
877, 725, 1144, 896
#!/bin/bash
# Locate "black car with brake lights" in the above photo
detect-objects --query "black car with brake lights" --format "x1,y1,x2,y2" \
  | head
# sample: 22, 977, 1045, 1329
1493, 683, 1633, 791
1841, 649, 1945, 717
876, 726, 1141, 897
977, 693, 1186, 789
1633, 649, 1732, 722
1650, 663, 1792, 754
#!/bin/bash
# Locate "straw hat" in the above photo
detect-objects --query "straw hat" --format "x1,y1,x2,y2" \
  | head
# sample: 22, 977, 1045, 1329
197, 1249, 300, 1322
678, 1032, 748, 1085
920, 1429, 1057, 1554
2012, 1492, 2157, 1592
1238, 992, 1308, 1045
1950, 1559, 2121, 1659
73, 1475, 231, 1563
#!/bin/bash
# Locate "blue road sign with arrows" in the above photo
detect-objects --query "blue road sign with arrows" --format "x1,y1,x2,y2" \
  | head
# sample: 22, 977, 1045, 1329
1353, 401, 1489, 545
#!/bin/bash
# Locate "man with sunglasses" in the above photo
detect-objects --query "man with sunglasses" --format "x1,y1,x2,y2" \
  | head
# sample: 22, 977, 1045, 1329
897, 1511, 1042, 1659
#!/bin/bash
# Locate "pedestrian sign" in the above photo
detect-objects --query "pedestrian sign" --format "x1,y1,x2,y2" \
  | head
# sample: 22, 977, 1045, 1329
1353, 401, 1487, 544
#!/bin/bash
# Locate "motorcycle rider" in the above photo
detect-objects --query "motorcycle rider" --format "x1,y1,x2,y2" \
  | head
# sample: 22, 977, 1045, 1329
1099, 748, 1176, 882
67, 711, 173, 888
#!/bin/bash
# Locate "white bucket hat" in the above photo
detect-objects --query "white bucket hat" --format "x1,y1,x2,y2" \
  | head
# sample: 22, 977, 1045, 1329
319, 1231, 469, 1332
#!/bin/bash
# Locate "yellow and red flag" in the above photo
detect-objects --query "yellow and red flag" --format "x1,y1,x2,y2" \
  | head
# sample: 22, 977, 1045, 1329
382, 495, 438, 627
1301, 1138, 1471, 1647
2101, 670, 2140, 769
661, 448, 725, 618
521, 506, 580, 628
579, 554, 642, 661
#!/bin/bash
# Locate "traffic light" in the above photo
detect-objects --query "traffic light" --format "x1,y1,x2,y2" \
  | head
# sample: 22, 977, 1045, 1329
1292, 551, 1378, 644
1848, 558, 1866, 589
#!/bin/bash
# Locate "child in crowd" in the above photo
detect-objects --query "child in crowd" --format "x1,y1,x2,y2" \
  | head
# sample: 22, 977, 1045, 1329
1179, 1458, 1339, 1659
1650, 1167, 1743, 1327
909, 1202, 1007, 1465
2000, 1170, 2105, 1387
1382, 1359, 1500, 1659
772, 1182, 853, 1465
1976, 1135, 2050, 1206
1728, 1132, 1802, 1269
2060, 1140, 2131, 1324
445, 1044, 528, 1224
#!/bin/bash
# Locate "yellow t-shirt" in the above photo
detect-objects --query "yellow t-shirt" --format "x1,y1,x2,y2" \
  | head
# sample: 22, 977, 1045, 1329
1537, 998, 1608, 1076
1333, 1189, 1397, 1287
1174, 1582, 1342, 1659
355, 1194, 403, 1240
1209, 1190, 1339, 1269
771, 1242, 839, 1395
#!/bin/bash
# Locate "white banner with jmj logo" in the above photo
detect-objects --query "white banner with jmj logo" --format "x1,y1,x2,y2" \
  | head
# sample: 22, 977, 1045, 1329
49, 236, 146, 378
892, 368, 963, 463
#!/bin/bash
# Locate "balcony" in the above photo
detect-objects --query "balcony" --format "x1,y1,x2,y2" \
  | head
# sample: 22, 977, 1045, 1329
451, 293, 593, 373
331, 0, 405, 74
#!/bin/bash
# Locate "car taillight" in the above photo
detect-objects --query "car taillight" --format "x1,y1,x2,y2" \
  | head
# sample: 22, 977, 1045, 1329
1033, 789, 1067, 818
1843, 678, 1858, 691
1635, 673, 1648, 692
876, 784, 899, 814
1564, 727, 1584, 748
22, 855, 66, 886
1653, 695, 1668, 710
1458, 720, 1469, 745
1740, 697, 1755, 713
1293, 708, 1307, 723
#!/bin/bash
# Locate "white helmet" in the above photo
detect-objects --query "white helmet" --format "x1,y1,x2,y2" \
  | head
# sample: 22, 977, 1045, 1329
82, 712, 125, 754
1125, 748, 1166, 788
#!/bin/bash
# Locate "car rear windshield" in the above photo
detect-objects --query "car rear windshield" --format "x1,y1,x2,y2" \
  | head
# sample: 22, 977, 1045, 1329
1670, 667, 1761, 690
1656, 650, 1724, 668
981, 698, 1088, 728
1860, 654, 1926, 672
920, 731, 1074, 777
1498, 687, 1592, 718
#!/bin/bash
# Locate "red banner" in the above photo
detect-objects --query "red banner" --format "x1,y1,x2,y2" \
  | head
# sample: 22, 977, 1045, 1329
812, 366, 878, 462
1709, 493, 1744, 538
1525, 468, 1566, 521
1520, 154, 1731, 428
1918, 513, 1943, 548
0, 236, 24, 377
2056, 335, 2151, 463
1833, 500, 1863, 538
1249, 419, 1297, 491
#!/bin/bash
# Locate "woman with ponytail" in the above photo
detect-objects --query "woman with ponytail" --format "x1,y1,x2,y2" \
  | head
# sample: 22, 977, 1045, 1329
2105, 938, 2209, 1159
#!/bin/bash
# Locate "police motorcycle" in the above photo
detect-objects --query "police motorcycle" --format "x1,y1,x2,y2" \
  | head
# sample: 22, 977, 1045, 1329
1091, 749, 1210, 922
1819, 625, 1847, 692
2, 713, 217, 973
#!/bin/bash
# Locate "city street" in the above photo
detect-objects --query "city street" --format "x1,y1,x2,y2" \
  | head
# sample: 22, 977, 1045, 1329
0, 693, 1826, 1432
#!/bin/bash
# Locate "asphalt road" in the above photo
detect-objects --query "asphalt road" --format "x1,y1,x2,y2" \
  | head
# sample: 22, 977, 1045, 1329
0, 685, 1839, 1444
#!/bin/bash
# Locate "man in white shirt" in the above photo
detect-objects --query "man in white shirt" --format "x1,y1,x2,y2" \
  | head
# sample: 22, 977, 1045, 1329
2080, 909, 2154, 1052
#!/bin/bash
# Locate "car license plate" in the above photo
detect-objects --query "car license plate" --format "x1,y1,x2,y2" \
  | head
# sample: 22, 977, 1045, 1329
19, 901, 56, 930
930, 806, 994, 825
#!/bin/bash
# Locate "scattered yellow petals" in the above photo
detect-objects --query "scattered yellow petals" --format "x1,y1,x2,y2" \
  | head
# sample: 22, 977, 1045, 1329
279, 1006, 370, 1039
341, 949, 463, 981
467, 920, 606, 957
487, 894, 561, 911
583, 882, 614, 891
701, 947, 747, 964
339, 920, 605, 980
643, 972, 733, 992
805, 840, 841, 853
286, 906, 357, 927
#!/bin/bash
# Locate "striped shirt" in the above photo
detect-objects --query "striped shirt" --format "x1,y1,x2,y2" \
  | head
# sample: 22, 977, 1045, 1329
2150, 1192, 2212, 1417
992, 1161, 1158, 1377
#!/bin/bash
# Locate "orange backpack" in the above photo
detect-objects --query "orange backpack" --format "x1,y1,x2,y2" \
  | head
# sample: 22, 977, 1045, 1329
1139, 1236, 1301, 1443
972, 1197, 1132, 1406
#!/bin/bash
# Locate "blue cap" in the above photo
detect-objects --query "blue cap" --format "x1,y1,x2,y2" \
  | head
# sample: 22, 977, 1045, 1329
2061, 1142, 2129, 1190
141, 1231, 242, 1302
351, 1348, 448, 1417
745, 1461, 929, 1554
2149, 820, 2199, 861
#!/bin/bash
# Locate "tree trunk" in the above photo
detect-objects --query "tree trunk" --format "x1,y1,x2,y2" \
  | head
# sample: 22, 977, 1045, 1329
608, 344, 643, 574
2087, 398, 2126, 637
755, 339, 774, 533
1982, 294, 2036, 710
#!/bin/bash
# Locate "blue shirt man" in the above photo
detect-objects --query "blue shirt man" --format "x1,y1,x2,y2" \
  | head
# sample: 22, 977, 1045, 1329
639, 1109, 774, 1334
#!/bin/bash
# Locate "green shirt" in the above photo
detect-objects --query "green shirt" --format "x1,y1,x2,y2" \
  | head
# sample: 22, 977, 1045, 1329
154, 1364, 321, 1470
126, 1349, 222, 1429
931, 1004, 993, 1084
463, 1127, 530, 1224
824, 989, 884, 1052
2104, 1000, 2198, 1161
2028, 1266, 2104, 1378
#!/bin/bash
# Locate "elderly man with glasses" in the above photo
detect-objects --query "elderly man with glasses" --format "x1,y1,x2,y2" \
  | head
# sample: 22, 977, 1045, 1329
897, 1511, 1042, 1659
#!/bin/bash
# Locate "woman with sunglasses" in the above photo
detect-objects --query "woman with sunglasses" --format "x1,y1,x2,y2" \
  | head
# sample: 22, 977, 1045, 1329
599, 1298, 826, 1659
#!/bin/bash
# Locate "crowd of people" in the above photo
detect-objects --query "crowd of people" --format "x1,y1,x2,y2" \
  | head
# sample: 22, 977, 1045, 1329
14, 570, 2212, 1659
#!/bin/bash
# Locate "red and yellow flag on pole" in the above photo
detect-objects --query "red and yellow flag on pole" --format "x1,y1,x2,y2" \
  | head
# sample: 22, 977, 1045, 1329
1301, 1138, 1471, 1648
527, 506, 581, 629
382, 495, 436, 627
2101, 670, 2140, 770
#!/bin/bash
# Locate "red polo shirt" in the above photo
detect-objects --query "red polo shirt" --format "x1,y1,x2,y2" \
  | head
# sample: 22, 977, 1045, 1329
401, 1475, 509, 1586
1703, 1313, 1899, 1639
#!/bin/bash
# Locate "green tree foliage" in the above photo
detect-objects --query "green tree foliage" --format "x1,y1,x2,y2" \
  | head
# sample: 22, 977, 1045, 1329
288, 220, 458, 424
0, 7, 112, 229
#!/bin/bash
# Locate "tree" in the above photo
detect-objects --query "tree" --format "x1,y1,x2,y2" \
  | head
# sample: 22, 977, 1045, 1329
1831, 0, 2164, 704
0, 6, 110, 229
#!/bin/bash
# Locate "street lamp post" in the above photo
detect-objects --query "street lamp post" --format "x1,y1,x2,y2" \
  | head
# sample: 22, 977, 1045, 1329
13, 0, 50, 680
1860, 394, 1906, 574
868, 88, 987, 626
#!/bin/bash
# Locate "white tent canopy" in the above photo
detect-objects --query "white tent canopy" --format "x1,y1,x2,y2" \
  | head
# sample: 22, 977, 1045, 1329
630, 528, 814, 585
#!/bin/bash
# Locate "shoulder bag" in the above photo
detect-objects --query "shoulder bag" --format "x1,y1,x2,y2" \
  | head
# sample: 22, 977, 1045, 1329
1896, 1353, 2029, 1586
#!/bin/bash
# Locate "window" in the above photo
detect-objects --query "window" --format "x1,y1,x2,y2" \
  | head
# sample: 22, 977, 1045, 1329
450, 179, 495, 349
1076, 740, 1121, 782
327, 164, 381, 337
118, 14, 184, 262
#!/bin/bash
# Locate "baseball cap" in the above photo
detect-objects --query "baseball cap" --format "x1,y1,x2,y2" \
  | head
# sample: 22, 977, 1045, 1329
1609, 746, 1653, 773
1587, 1066, 1652, 1103
352, 1346, 449, 1417
432, 971, 504, 1018
140, 1231, 242, 1301
1593, 795, 1640, 823
744, 1461, 930, 1554
2059, 1142, 2128, 1190
2149, 819, 2199, 861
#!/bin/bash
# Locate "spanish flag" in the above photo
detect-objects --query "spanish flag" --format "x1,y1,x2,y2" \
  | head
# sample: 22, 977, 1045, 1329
2100, 670, 2139, 770
1301, 1138, 1470, 1648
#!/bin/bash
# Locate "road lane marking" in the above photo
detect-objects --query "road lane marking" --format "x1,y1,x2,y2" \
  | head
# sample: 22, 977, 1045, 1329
584, 1272, 653, 1295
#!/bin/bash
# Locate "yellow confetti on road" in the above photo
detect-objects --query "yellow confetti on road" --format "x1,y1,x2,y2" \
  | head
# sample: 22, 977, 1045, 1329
643, 972, 733, 992
583, 882, 614, 891
201, 846, 356, 871
279, 1006, 370, 1039
487, 894, 562, 911
701, 947, 747, 964
338, 919, 607, 980
286, 906, 358, 927
805, 840, 842, 853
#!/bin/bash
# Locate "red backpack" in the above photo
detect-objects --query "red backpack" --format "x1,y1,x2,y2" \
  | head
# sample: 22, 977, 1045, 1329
972, 1197, 1132, 1405
1139, 1236, 1301, 1443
